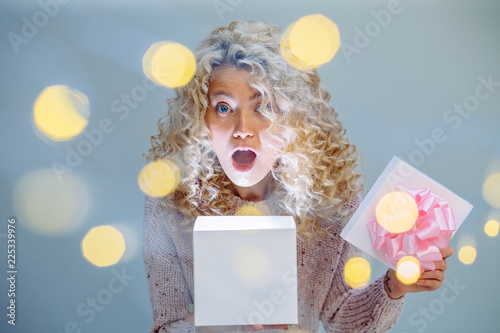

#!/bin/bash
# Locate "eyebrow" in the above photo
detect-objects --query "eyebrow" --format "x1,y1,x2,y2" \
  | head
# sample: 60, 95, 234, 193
209, 91, 262, 101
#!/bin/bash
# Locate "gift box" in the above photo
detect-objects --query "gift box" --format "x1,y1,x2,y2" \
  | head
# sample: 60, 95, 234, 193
341, 156, 473, 272
193, 215, 298, 326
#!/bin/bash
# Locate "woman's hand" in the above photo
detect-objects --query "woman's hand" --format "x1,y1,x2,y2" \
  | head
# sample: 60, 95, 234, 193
384, 246, 454, 299
184, 304, 290, 332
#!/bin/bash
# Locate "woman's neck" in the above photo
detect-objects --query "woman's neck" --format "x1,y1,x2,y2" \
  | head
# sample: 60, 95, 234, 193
229, 173, 273, 202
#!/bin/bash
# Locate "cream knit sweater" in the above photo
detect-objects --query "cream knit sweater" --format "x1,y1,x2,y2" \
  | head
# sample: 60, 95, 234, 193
142, 192, 404, 333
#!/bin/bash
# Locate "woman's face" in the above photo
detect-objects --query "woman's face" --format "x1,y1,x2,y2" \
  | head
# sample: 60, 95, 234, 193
205, 66, 279, 189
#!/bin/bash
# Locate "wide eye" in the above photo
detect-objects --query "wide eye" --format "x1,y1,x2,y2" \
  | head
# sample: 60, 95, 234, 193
256, 103, 271, 113
216, 104, 231, 113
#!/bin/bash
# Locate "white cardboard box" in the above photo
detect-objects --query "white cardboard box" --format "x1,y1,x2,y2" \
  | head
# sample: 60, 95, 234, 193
193, 215, 298, 326
341, 156, 474, 270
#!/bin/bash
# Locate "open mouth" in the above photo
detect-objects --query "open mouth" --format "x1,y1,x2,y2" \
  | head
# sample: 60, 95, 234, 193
231, 150, 257, 172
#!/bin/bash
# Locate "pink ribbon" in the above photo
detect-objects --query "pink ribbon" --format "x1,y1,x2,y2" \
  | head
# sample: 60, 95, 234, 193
367, 186, 457, 272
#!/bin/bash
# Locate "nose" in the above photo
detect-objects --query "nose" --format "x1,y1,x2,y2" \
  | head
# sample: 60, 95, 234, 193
233, 110, 254, 139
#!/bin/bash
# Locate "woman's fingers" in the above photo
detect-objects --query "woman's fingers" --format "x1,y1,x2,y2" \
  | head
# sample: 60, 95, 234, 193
440, 246, 454, 260
417, 278, 442, 291
242, 324, 288, 331
184, 304, 194, 325
264, 325, 289, 329
416, 263, 447, 291
419, 269, 444, 281
433, 259, 448, 271
396, 247, 454, 295
407, 283, 432, 293
240, 324, 263, 332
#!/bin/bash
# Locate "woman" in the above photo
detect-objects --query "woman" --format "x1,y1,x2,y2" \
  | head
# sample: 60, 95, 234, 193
142, 20, 452, 332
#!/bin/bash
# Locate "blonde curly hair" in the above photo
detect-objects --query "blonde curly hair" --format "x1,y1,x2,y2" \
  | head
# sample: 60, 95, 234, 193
146, 21, 362, 240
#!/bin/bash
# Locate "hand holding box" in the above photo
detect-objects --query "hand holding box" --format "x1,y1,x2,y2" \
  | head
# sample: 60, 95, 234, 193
341, 156, 473, 272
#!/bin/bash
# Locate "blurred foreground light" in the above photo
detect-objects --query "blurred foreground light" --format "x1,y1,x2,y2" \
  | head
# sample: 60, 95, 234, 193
232, 245, 271, 284
484, 220, 499, 237
13, 169, 90, 235
143, 41, 196, 88
138, 159, 181, 197
236, 205, 263, 216
375, 191, 418, 233
458, 245, 477, 265
111, 223, 138, 263
34, 85, 89, 141
344, 257, 371, 289
281, 14, 341, 70
235, 205, 262, 236
396, 256, 421, 285
81, 225, 126, 267
482, 173, 500, 208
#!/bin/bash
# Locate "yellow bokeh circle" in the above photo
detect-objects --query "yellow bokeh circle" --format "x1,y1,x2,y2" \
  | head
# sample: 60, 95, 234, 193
138, 159, 181, 197
376, 191, 419, 234
484, 220, 499, 237
396, 256, 421, 285
81, 226, 126, 267
235, 205, 262, 216
13, 168, 90, 235
142, 41, 196, 88
344, 257, 371, 289
281, 14, 341, 70
458, 245, 477, 265
232, 245, 271, 283
34, 85, 89, 141
482, 173, 500, 208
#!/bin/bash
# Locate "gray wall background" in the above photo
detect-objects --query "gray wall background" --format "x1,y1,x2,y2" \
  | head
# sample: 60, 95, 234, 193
1, 0, 499, 332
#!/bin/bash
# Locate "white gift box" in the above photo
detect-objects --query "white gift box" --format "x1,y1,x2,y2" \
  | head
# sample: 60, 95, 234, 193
341, 156, 473, 270
193, 215, 298, 326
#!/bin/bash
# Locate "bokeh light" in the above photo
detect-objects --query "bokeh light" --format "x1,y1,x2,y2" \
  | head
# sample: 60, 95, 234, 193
344, 257, 371, 289
110, 223, 138, 263
281, 14, 341, 70
138, 159, 181, 197
33, 85, 89, 141
482, 173, 500, 208
81, 225, 126, 267
396, 256, 421, 285
13, 168, 90, 235
484, 219, 499, 237
235, 205, 262, 236
142, 41, 196, 88
235, 205, 262, 216
232, 245, 271, 283
458, 245, 477, 265
375, 191, 418, 233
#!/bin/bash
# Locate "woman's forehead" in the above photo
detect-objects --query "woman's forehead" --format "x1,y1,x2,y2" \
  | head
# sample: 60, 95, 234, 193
208, 67, 262, 98
210, 66, 251, 86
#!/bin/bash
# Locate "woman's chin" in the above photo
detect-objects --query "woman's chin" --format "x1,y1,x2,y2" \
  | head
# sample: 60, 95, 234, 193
227, 170, 271, 189
229, 175, 254, 187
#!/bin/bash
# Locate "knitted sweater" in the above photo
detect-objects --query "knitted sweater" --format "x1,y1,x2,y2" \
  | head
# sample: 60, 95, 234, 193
142, 192, 404, 333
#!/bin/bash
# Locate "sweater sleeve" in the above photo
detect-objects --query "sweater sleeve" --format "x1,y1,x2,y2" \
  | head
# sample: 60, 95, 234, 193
142, 195, 197, 333
319, 239, 404, 333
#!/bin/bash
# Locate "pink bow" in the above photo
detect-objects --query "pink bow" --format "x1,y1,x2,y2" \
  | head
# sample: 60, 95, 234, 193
367, 186, 457, 272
